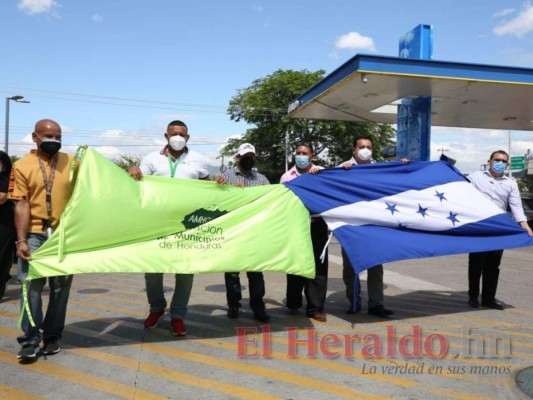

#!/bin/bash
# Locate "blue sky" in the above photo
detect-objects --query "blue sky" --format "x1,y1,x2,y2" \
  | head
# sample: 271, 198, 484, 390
1, 0, 532, 173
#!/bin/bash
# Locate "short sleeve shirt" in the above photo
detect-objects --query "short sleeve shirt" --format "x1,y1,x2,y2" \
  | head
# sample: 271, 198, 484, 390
280, 164, 322, 183
11, 151, 74, 233
140, 146, 209, 180
222, 167, 269, 187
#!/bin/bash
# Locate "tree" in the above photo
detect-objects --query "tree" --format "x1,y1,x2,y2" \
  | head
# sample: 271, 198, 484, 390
224, 69, 396, 182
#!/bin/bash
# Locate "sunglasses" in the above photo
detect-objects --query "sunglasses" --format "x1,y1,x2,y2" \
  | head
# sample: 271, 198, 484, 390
493, 158, 508, 163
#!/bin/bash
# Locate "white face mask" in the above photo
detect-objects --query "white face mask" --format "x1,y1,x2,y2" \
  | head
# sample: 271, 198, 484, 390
357, 147, 372, 161
169, 135, 187, 151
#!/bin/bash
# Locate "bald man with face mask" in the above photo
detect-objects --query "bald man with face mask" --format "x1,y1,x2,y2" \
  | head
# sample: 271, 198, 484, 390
11, 119, 74, 361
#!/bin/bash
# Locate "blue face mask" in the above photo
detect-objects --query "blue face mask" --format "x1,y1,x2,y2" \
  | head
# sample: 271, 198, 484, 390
491, 161, 506, 174
295, 155, 310, 169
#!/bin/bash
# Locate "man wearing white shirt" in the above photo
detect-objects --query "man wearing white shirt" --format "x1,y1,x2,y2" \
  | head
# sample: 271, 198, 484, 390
339, 136, 396, 318
129, 120, 209, 336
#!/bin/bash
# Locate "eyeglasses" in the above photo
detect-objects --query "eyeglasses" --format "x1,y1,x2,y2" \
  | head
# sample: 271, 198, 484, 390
493, 158, 508, 163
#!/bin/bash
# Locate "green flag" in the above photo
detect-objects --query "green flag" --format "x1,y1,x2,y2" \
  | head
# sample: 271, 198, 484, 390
29, 148, 315, 280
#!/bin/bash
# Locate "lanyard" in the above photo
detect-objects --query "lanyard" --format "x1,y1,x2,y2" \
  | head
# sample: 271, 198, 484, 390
167, 153, 181, 178
37, 153, 57, 235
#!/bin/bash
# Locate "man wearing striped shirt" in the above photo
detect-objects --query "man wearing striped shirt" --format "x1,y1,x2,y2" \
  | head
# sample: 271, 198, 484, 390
216, 143, 270, 322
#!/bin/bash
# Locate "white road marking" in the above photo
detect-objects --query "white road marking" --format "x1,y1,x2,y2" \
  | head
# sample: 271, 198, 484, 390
328, 254, 452, 291
99, 321, 123, 336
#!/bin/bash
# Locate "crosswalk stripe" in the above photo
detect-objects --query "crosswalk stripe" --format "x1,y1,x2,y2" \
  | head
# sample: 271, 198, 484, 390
0, 350, 165, 400
0, 383, 43, 399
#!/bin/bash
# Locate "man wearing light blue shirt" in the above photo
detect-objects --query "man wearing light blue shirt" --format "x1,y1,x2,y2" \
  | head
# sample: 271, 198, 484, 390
468, 150, 533, 310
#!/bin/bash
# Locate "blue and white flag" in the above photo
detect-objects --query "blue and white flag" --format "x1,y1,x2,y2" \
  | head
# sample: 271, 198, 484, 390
284, 160, 533, 274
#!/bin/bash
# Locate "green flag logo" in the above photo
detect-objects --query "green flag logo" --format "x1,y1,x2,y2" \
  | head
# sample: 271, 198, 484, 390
182, 208, 228, 229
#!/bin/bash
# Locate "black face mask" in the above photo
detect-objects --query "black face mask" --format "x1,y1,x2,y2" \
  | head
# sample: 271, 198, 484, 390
40, 140, 62, 157
239, 157, 255, 171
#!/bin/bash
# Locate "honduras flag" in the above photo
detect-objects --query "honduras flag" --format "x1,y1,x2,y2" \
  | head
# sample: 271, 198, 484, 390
284, 160, 533, 274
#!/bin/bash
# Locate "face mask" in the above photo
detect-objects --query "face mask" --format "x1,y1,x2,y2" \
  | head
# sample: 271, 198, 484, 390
491, 161, 506, 174
295, 155, 310, 169
357, 147, 372, 161
239, 157, 255, 171
40, 138, 62, 157
169, 135, 187, 151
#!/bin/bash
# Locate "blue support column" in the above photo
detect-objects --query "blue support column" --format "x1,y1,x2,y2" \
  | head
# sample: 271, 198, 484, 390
396, 25, 433, 161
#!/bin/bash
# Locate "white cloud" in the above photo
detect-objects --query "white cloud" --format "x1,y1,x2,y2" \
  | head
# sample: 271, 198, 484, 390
99, 129, 125, 139
61, 125, 75, 134
92, 14, 103, 23
252, 5, 263, 12
430, 127, 532, 173
22, 133, 34, 144
493, 4, 533, 37
493, 8, 515, 18
17, 0, 59, 15
335, 32, 376, 52
92, 146, 122, 157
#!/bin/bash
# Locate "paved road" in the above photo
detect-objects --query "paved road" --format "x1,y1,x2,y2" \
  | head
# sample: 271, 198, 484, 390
1, 240, 532, 399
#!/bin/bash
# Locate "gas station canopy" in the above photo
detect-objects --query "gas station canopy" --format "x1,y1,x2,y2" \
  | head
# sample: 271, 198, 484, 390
287, 55, 533, 131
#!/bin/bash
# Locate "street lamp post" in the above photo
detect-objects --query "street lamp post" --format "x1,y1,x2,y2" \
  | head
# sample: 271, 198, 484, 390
285, 130, 289, 172
5, 95, 30, 154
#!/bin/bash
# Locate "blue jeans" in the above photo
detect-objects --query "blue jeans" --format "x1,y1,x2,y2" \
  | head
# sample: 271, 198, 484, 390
144, 273, 193, 319
17, 233, 73, 346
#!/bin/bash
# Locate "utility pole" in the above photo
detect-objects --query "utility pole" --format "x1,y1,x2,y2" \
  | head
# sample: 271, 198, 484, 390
5, 95, 30, 154
285, 130, 289, 172
508, 130, 512, 177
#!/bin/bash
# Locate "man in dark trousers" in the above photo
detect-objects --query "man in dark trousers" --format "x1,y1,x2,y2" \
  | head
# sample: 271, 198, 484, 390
467, 150, 532, 309
339, 136, 402, 317
281, 143, 328, 322
216, 143, 270, 323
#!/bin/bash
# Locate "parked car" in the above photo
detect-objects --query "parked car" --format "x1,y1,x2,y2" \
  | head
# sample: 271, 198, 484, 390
521, 193, 533, 230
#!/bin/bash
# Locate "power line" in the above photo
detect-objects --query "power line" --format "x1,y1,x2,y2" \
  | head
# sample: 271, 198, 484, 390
0, 85, 288, 116
0, 85, 225, 110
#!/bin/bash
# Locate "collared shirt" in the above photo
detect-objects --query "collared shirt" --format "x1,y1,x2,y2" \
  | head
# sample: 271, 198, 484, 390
339, 157, 375, 167
280, 163, 323, 183
11, 150, 74, 233
222, 166, 269, 187
140, 146, 208, 180
468, 170, 526, 222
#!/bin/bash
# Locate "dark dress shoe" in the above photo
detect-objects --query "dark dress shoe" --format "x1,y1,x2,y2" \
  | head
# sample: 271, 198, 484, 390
227, 307, 239, 319
482, 301, 504, 310
468, 298, 480, 308
368, 306, 394, 318
346, 304, 362, 314
253, 310, 271, 323
307, 312, 327, 322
